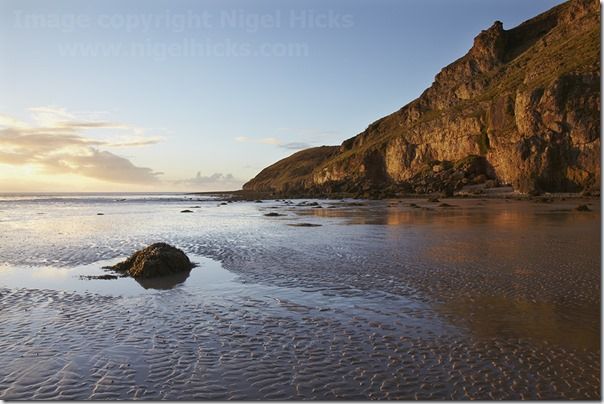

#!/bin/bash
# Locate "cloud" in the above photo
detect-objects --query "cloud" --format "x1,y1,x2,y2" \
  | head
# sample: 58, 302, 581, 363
259, 137, 281, 145
234, 136, 311, 150
38, 149, 161, 184
176, 172, 244, 191
280, 142, 312, 150
0, 107, 162, 184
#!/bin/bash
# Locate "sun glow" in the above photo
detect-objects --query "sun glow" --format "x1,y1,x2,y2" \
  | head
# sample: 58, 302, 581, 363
0, 163, 157, 192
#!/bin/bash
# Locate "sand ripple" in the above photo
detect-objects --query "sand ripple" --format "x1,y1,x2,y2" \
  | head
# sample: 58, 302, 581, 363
0, 198, 600, 399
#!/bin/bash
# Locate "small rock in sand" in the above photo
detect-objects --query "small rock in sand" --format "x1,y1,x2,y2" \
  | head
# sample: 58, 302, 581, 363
80, 274, 118, 280
105, 243, 194, 279
264, 212, 285, 217
287, 223, 322, 227
181, 209, 194, 213
575, 204, 591, 212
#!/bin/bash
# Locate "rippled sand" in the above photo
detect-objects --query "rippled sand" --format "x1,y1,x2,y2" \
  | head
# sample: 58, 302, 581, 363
0, 195, 600, 399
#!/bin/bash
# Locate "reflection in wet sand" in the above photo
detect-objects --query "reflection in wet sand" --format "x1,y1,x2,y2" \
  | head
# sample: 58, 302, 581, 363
439, 296, 600, 352
134, 270, 191, 290
0, 196, 600, 399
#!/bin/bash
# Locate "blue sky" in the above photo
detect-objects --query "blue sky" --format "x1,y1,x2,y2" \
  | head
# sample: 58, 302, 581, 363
0, 0, 564, 191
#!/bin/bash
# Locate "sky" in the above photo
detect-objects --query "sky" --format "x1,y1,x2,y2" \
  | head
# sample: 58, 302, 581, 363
0, 0, 564, 192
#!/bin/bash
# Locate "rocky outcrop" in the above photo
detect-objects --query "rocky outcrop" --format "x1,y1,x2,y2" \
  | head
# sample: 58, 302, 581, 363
244, 0, 600, 196
106, 243, 194, 279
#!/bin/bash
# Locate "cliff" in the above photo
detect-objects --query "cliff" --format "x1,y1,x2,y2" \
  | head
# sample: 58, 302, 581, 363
244, 0, 600, 196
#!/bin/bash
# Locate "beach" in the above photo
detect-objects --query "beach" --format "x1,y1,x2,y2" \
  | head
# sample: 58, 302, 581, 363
0, 193, 600, 399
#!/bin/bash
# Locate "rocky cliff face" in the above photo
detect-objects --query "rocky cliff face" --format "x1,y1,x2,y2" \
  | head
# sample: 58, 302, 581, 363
244, 0, 600, 196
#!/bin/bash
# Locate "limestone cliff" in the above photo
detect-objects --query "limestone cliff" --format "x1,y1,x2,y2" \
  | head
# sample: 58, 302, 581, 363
244, 0, 600, 196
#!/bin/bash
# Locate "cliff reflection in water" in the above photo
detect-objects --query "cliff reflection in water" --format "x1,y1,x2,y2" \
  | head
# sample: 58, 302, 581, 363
296, 198, 600, 354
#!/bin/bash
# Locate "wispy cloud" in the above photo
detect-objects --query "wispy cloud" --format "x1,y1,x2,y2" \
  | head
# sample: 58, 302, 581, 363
175, 171, 244, 191
0, 107, 163, 184
234, 135, 311, 150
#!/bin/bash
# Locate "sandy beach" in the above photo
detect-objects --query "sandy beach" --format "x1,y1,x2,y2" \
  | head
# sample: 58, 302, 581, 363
0, 194, 600, 399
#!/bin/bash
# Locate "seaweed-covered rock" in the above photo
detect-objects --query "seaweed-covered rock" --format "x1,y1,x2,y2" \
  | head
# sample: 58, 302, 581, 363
107, 243, 193, 279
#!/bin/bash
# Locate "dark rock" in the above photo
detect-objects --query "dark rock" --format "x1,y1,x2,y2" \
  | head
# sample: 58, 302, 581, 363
264, 212, 286, 217
427, 197, 440, 203
105, 243, 194, 279
438, 203, 456, 208
180, 209, 193, 213
484, 179, 497, 188
97, 213, 104, 215
287, 223, 322, 227
80, 274, 118, 280
575, 204, 591, 211
472, 174, 488, 184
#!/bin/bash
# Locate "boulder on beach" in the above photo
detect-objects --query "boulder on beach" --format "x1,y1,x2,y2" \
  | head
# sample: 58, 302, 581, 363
106, 243, 194, 279
264, 212, 285, 217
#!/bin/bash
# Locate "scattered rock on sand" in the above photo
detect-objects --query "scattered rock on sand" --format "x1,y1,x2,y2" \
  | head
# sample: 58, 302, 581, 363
575, 204, 591, 212
105, 243, 194, 279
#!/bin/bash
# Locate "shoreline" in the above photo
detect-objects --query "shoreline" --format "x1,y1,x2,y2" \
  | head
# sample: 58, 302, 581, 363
188, 187, 601, 202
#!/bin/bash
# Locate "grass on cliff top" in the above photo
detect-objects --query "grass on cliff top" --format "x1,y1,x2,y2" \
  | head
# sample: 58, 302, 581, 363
245, 146, 338, 190
479, 21, 599, 101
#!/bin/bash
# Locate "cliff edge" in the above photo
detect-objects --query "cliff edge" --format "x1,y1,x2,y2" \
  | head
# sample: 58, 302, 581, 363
244, 0, 600, 197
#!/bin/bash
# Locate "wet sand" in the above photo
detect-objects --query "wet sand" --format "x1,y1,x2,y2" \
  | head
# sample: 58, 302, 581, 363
0, 196, 600, 399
